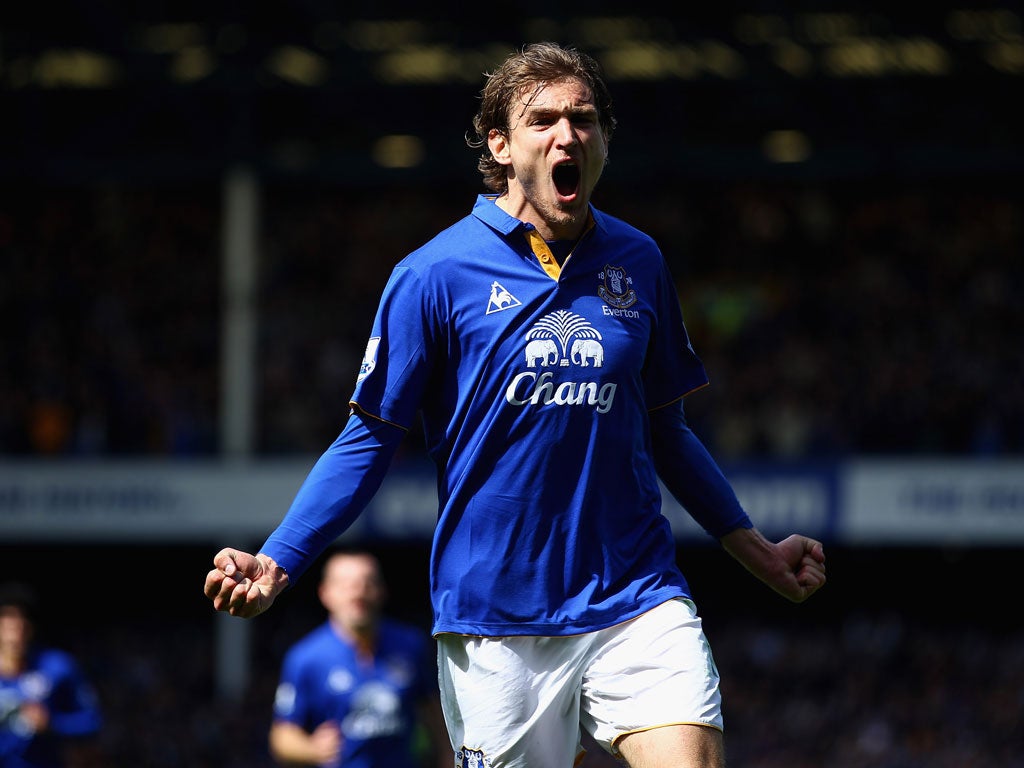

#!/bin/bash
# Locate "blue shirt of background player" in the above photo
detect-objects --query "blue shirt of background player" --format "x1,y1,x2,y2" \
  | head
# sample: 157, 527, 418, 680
0, 648, 102, 768
272, 618, 435, 768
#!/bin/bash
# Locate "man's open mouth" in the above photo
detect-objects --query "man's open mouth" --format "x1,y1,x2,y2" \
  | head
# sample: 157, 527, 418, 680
553, 163, 580, 197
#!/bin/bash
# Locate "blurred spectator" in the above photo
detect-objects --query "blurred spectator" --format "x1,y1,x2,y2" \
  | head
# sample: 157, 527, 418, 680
0, 582, 102, 768
267, 548, 452, 768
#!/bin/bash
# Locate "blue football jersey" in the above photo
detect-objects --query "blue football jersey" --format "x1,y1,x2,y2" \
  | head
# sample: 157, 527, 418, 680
350, 195, 709, 636
0, 647, 102, 767
273, 618, 435, 768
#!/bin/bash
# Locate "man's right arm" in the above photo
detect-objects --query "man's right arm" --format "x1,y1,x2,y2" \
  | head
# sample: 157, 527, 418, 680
269, 720, 342, 766
259, 409, 406, 582
204, 410, 405, 617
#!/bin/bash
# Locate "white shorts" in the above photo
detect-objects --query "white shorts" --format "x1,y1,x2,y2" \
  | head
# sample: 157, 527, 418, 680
437, 598, 722, 768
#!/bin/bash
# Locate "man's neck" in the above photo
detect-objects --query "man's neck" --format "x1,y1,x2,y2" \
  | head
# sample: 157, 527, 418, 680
330, 618, 377, 659
0, 649, 24, 676
494, 191, 586, 242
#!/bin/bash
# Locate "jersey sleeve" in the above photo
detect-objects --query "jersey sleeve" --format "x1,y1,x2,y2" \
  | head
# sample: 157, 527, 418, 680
44, 652, 102, 738
260, 262, 440, 582
642, 258, 709, 408
273, 647, 312, 726
260, 411, 405, 582
650, 400, 753, 538
350, 264, 439, 429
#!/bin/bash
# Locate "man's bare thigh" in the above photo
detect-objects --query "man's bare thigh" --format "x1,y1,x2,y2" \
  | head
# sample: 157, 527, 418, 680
617, 723, 724, 768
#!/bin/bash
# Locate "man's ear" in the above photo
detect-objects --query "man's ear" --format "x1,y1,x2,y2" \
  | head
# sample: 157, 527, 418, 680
487, 129, 512, 166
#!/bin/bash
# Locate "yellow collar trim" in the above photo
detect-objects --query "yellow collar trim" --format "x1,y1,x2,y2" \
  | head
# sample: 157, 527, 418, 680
522, 215, 595, 280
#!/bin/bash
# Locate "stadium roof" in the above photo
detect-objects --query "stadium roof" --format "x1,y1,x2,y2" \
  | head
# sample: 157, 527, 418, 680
3, 3, 1022, 183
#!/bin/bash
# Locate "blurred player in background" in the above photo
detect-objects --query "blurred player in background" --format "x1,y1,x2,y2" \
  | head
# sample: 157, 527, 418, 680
0, 582, 102, 768
206, 41, 826, 767
268, 549, 452, 768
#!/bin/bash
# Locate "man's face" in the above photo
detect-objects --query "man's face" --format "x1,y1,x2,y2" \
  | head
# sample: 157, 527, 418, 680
488, 77, 609, 241
0, 607, 31, 655
318, 555, 385, 634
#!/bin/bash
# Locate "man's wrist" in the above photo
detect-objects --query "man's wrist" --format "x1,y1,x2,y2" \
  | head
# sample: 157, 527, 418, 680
255, 553, 290, 592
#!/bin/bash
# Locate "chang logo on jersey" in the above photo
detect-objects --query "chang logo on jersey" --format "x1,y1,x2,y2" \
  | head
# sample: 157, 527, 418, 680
598, 264, 637, 309
505, 310, 616, 414
341, 681, 404, 739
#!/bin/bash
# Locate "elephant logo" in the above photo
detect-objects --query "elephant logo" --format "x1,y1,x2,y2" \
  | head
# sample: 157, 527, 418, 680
525, 339, 558, 367
570, 338, 604, 367
509, 310, 617, 413
522, 310, 603, 368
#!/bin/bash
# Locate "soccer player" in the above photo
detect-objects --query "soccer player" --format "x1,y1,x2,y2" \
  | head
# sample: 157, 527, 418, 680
268, 549, 451, 768
205, 42, 826, 768
0, 582, 103, 767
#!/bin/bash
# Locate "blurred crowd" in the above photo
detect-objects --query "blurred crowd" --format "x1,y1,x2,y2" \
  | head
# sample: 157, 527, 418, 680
2, 176, 1021, 459
712, 612, 1024, 768
59, 589, 1024, 767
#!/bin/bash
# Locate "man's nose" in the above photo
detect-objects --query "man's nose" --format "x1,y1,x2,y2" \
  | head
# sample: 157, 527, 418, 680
555, 118, 577, 146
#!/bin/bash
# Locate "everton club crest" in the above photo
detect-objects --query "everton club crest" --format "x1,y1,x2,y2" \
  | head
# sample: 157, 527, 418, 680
458, 747, 493, 768
598, 264, 637, 309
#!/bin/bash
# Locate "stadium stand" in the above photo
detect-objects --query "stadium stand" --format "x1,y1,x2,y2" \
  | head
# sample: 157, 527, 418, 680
2, 179, 1020, 458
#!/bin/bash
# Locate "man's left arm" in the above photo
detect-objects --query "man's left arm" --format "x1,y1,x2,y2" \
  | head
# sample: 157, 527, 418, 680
649, 399, 752, 538
649, 400, 826, 602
